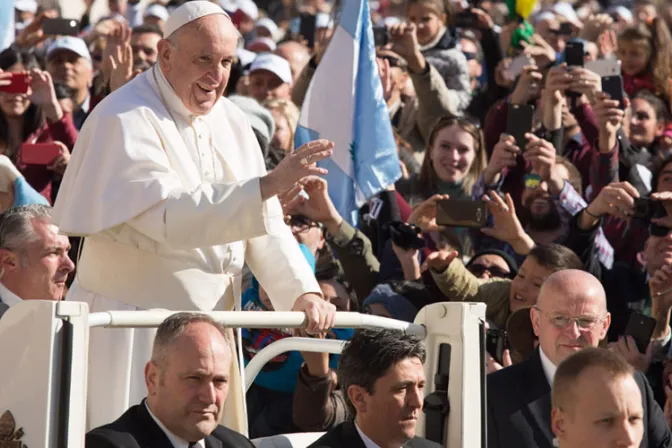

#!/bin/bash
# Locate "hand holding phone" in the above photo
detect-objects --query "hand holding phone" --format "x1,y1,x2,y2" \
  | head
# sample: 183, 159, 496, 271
506, 103, 535, 150
0, 72, 31, 94
601, 75, 625, 110
42, 18, 80, 36
623, 311, 656, 354
19, 143, 62, 166
486, 328, 509, 366
436, 199, 489, 228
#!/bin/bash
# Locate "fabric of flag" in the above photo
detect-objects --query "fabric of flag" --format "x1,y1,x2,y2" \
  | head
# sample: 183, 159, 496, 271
0, 5, 14, 51
294, 0, 401, 225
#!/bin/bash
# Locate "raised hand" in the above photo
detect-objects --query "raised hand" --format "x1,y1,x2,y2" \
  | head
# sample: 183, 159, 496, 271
584, 181, 639, 221
481, 191, 532, 255
420, 249, 459, 274
484, 134, 519, 185
29, 69, 63, 121
407, 194, 450, 233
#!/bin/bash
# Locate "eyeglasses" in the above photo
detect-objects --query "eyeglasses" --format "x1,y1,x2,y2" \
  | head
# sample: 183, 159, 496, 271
462, 51, 478, 61
285, 215, 321, 232
467, 263, 513, 279
533, 306, 605, 330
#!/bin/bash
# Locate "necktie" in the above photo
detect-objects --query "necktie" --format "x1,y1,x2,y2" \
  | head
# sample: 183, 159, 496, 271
188, 443, 197, 448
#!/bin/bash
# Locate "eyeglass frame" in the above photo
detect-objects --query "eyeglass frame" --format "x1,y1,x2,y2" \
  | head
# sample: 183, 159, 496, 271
532, 306, 608, 330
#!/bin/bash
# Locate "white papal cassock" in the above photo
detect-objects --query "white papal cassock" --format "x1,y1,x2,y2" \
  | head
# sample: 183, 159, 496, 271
52, 65, 320, 435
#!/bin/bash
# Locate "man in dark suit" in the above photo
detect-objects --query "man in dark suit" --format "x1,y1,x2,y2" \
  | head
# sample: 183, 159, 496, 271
86, 312, 254, 448
309, 328, 443, 448
487, 269, 672, 448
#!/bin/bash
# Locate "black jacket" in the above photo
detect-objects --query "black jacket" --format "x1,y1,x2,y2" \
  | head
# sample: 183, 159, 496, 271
0, 300, 8, 319
487, 349, 672, 448
308, 420, 443, 448
85, 401, 255, 448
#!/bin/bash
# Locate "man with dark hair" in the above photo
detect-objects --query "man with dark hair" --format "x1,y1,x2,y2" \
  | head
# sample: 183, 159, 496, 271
308, 328, 441, 448
131, 23, 163, 69
551, 348, 644, 448
86, 312, 255, 448
487, 269, 671, 448
0, 205, 74, 318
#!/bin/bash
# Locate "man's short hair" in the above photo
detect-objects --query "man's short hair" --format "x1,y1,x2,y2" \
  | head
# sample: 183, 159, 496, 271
338, 328, 426, 415
0, 205, 52, 254
552, 348, 634, 413
132, 23, 164, 38
528, 243, 583, 273
152, 312, 232, 367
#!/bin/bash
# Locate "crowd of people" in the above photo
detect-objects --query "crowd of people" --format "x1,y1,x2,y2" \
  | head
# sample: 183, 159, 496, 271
4, 0, 672, 446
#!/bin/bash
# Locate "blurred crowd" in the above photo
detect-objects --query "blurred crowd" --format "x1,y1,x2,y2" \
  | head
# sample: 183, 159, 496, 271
5, 0, 672, 446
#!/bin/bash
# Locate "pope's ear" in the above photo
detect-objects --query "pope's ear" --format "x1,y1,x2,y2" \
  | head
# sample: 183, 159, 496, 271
0, 248, 20, 274
157, 39, 174, 71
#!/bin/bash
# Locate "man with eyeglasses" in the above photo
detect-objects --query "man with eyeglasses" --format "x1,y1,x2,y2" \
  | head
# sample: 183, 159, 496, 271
486, 269, 671, 448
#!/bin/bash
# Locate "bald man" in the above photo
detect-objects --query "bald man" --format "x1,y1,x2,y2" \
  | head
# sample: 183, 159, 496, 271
86, 313, 255, 447
53, 1, 336, 432
275, 41, 311, 84
486, 269, 671, 448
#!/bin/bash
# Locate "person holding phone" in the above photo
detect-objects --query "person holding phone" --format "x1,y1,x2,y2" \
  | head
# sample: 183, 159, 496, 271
0, 47, 77, 204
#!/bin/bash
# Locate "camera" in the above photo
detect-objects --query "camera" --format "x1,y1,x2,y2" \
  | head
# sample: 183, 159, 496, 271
633, 198, 666, 221
388, 221, 426, 250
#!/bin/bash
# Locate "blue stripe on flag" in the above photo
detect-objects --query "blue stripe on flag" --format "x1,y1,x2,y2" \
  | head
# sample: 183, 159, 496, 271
0, 6, 14, 51
337, 0, 361, 39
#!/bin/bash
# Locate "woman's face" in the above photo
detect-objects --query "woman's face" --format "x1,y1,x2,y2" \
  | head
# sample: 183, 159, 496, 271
0, 63, 31, 118
407, 3, 446, 46
629, 98, 664, 147
429, 123, 477, 184
270, 109, 293, 152
617, 39, 650, 77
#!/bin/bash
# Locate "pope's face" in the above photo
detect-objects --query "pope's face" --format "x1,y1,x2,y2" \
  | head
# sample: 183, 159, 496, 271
158, 14, 238, 116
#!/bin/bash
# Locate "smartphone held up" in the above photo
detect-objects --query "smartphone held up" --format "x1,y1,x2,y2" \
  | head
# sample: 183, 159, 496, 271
0, 73, 30, 94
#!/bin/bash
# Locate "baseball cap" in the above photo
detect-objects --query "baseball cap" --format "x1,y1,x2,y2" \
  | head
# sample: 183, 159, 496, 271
237, 0, 259, 21
249, 53, 292, 85
247, 37, 276, 53
47, 36, 92, 62
552, 2, 581, 28
15, 0, 37, 13
608, 6, 633, 23
144, 4, 169, 21
316, 12, 333, 29
237, 47, 256, 67
256, 17, 278, 36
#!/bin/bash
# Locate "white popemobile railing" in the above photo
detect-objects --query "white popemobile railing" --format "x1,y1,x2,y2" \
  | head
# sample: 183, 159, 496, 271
0, 300, 486, 448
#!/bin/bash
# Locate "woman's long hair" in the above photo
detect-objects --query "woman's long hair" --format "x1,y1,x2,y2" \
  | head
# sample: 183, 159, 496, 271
417, 116, 488, 198
0, 46, 43, 157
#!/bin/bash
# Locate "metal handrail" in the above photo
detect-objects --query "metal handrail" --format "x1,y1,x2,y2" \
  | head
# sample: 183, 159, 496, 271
87, 311, 427, 336
244, 337, 346, 390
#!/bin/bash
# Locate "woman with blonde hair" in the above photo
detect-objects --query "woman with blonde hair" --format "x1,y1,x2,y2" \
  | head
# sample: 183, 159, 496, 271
263, 98, 300, 168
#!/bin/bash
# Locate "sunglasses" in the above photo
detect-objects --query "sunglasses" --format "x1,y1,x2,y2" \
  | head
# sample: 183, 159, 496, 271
285, 215, 321, 231
468, 263, 513, 279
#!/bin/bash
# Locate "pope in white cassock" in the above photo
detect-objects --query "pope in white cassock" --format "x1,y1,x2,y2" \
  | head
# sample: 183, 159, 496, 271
52, 1, 336, 435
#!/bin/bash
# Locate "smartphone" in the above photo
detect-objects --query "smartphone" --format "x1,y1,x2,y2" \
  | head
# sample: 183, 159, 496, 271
42, 18, 80, 36
632, 197, 666, 221
601, 75, 625, 110
372, 25, 389, 47
19, 143, 61, 166
565, 41, 585, 67
0, 73, 30, 94
486, 328, 508, 365
454, 10, 477, 29
436, 199, 488, 228
585, 59, 621, 77
624, 312, 657, 353
506, 103, 535, 150
299, 13, 317, 48
505, 54, 534, 80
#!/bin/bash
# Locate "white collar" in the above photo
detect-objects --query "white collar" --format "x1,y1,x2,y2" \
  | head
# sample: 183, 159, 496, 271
355, 422, 402, 448
153, 65, 197, 122
145, 401, 205, 448
0, 281, 23, 308
539, 348, 557, 386
418, 27, 447, 52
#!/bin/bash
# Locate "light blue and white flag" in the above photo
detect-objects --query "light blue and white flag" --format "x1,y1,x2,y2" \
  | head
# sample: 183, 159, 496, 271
294, 0, 401, 225
0, 4, 15, 51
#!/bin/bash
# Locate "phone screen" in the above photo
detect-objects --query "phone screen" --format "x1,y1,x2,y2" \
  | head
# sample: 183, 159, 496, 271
565, 41, 584, 67
624, 312, 656, 353
372, 26, 389, 47
42, 18, 80, 36
0, 73, 30, 94
486, 329, 508, 365
436, 199, 488, 228
299, 13, 317, 48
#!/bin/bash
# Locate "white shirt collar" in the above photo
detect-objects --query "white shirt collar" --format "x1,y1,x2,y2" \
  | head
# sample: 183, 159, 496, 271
145, 401, 205, 448
539, 348, 557, 386
153, 65, 197, 122
0, 282, 23, 308
355, 422, 387, 448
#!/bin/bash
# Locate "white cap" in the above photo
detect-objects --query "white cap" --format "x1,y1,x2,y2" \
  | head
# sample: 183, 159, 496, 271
552, 2, 581, 27
236, 0, 258, 20
608, 6, 633, 22
533, 11, 556, 24
249, 53, 292, 85
47, 36, 91, 62
164, 1, 228, 38
316, 13, 333, 29
144, 4, 169, 22
14, 0, 37, 13
237, 47, 256, 67
256, 17, 278, 36
247, 37, 276, 52
220, 0, 237, 14
383, 16, 401, 28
